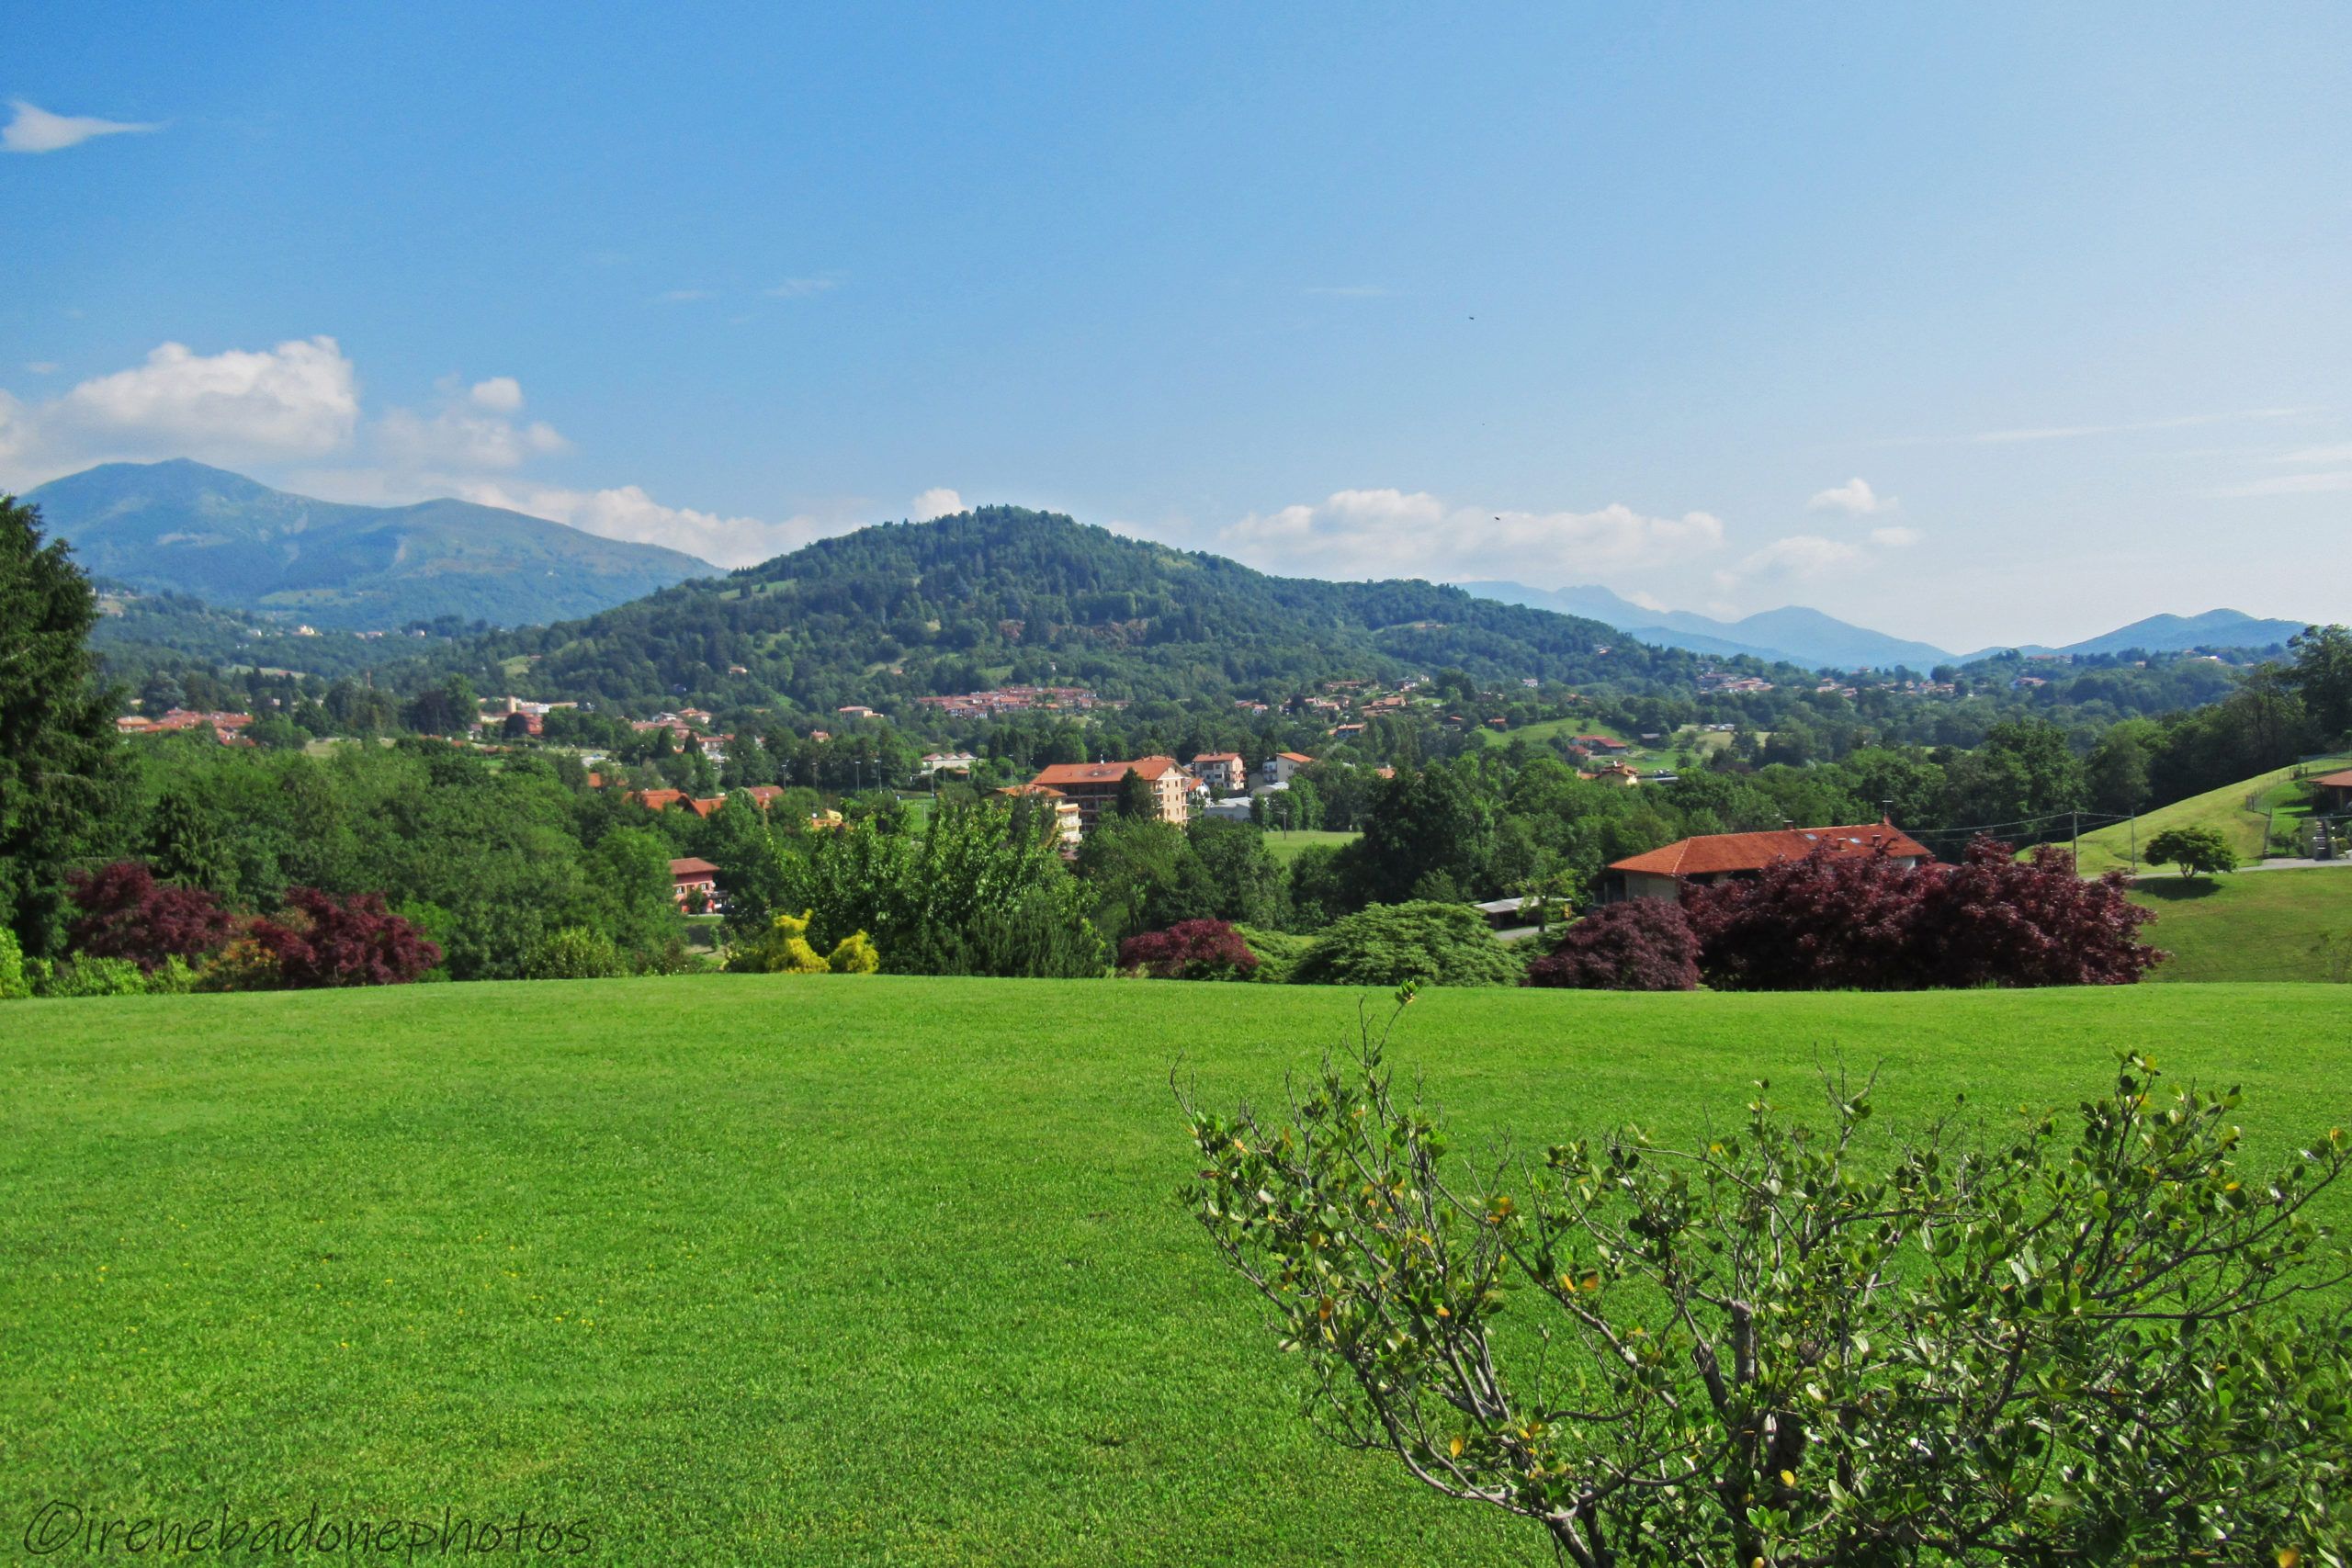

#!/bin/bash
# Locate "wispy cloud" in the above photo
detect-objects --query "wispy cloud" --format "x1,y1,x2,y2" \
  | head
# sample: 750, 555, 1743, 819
765, 276, 839, 299
2205, 470, 2352, 499
24, 361, 58, 375
1879, 408, 2306, 448
2279, 442, 2352, 465
3, 99, 162, 154
1869, 525, 1923, 547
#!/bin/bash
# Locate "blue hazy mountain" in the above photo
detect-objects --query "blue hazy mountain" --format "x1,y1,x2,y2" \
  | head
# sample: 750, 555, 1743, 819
1459, 581, 1954, 671
23, 459, 716, 629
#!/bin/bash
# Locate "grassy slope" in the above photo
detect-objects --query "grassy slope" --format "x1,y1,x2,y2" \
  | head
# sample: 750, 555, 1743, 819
7, 979, 2351, 1565
2074, 756, 2352, 875
2132, 866, 2352, 981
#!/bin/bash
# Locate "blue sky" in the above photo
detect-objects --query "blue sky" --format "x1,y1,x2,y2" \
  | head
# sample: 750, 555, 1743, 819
3, 3, 2347, 650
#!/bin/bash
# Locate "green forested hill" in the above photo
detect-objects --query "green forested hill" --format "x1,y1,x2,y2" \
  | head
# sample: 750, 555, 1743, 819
482, 506, 1741, 711
25, 460, 713, 630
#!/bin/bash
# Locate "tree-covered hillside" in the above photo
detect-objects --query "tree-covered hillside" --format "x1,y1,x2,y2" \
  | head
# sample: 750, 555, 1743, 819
26, 460, 712, 630
482, 506, 1741, 711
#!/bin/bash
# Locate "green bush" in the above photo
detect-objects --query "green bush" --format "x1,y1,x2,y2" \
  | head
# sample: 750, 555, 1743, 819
1233, 924, 1316, 984
146, 955, 198, 994
525, 925, 626, 980
40, 955, 152, 998
1290, 901, 1521, 987
0, 929, 28, 1000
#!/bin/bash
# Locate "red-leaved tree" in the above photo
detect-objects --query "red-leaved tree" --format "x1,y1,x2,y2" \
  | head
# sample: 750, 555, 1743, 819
1683, 838, 2161, 990
1118, 919, 1261, 980
1523, 898, 1700, 990
1909, 838, 2162, 987
250, 887, 442, 987
65, 861, 236, 974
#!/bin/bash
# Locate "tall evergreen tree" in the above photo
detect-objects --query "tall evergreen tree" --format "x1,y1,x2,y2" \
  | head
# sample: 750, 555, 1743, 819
0, 496, 123, 954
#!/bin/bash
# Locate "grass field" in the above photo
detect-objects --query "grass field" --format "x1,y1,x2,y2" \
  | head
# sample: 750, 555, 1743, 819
2132, 865, 2352, 982
1259, 826, 1360, 863
6, 978, 2351, 1564
2073, 756, 2352, 875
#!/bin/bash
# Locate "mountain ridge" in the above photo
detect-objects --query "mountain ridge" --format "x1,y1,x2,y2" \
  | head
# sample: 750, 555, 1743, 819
22, 459, 716, 630
1461, 580, 2318, 670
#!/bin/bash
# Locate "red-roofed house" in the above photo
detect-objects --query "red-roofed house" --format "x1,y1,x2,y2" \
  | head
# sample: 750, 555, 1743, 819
669, 857, 721, 910
2314, 768, 2352, 814
1188, 751, 1246, 794
1261, 750, 1316, 786
1606, 821, 1934, 904
1028, 756, 1190, 829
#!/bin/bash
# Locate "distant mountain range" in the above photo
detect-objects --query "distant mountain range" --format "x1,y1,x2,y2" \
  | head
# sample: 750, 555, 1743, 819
23, 460, 715, 629
1460, 581, 2314, 671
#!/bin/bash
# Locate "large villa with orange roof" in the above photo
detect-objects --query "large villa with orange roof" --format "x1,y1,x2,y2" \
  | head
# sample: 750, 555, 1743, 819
1606, 821, 1935, 903
1026, 756, 1190, 829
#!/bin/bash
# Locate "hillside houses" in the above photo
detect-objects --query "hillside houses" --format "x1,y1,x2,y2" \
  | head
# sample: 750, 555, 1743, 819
115, 708, 255, 743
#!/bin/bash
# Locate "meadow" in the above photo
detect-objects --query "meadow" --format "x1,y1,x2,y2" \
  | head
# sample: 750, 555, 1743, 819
1257, 826, 1361, 863
6, 977, 2350, 1565
2132, 864, 2352, 981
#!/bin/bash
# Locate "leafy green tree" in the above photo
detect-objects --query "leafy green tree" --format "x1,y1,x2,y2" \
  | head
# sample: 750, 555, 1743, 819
2085, 718, 2159, 816
1290, 901, 1520, 987
1113, 766, 1158, 821
401, 673, 479, 736
1940, 717, 2084, 837
2146, 824, 2237, 880
2288, 623, 2352, 744
0, 496, 124, 955
1075, 816, 1215, 942
1347, 764, 1493, 907
1183, 1021, 2352, 1564
1185, 817, 1288, 927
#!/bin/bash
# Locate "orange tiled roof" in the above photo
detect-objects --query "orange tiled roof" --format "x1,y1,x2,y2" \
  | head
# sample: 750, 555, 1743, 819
1611, 822, 1934, 878
1031, 756, 1180, 787
2314, 769, 2352, 788
669, 857, 720, 878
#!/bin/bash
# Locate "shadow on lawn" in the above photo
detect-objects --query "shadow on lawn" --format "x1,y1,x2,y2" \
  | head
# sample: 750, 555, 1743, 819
2134, 878, 2227, 902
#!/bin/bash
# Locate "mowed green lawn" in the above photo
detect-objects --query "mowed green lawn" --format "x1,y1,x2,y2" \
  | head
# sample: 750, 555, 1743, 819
1259, 827, 1359, 863
2133, 865, 2352, 981
6, 979, 2349, 1565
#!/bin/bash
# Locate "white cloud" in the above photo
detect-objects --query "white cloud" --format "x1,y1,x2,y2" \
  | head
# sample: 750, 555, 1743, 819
1869, 525, 1923, 547
1736, 535, 1861, 578
24, 361, 58, 375
1216, 488, 1725, 584
373, 374, 567, 473
2279, 442, 2352, 465
0, 337, 361, 484
460, 481, 812, 569
3, 99, 161, 153
469, 377, 524, 412
1623, 588, 1670, 612
765, 277, 839, 299
2207, 470, 2352, 499
910, 487, 966, 522
1807, 476, 1894, 515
